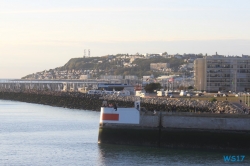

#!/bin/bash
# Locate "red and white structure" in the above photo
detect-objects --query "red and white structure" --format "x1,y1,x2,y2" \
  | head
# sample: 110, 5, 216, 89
99, 101, 140, 124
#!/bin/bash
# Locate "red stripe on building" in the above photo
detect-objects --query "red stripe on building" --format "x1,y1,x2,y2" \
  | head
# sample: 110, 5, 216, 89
102, 114, 119, 121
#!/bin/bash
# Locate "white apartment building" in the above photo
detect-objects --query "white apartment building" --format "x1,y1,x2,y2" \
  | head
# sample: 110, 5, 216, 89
194, 54, 250, 92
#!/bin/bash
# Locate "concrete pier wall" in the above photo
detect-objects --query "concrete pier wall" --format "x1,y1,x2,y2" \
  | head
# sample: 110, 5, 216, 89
140, 114, 159, 127
161, 114, 250, 131
99, 113, 250, 150
139, 113, 250, 131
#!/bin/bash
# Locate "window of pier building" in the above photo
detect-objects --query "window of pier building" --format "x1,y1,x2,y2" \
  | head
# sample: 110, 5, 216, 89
239, 69, 249, 73
238, 60, 249, 63
221, 59, 231, 63
222, 64, 230, 68
208, 69, 222, 73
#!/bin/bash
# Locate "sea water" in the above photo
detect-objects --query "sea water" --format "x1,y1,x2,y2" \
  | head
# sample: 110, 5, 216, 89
0, 100, 249, 166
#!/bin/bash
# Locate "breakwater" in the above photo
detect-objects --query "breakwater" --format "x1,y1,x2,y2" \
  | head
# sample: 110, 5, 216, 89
0, 90, 246, 114
99, 112, 250, 150
0, 91, 133, 111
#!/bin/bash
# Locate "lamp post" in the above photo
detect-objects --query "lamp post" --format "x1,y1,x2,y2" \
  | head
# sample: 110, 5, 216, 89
245, 93, 246, 106
199, 79, 201, 91
248, 94, 249, 107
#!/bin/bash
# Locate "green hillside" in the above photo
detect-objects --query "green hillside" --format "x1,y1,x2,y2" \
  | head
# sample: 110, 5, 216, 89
22, 54, 190, 79
58, 56, 184, 77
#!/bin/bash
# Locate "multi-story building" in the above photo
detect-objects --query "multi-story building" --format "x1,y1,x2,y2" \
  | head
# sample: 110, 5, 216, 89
194, 54, 250, 92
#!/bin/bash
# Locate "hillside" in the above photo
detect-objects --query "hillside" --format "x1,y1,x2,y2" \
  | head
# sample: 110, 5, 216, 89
22, 54, 198, 79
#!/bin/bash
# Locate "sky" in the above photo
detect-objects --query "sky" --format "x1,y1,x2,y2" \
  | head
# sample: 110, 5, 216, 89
0, 0, 250, 78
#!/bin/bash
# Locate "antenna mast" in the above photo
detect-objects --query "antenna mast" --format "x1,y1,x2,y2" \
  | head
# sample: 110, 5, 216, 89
84, 49, 86, 58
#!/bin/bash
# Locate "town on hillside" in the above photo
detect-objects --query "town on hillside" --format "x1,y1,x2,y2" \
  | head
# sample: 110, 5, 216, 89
21, 52, 250, 93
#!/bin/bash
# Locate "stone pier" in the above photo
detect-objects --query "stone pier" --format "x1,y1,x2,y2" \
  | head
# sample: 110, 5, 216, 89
98, 112, 250, 150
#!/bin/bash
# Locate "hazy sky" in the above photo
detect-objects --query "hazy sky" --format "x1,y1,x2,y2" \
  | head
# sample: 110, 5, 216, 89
1, 0, 250, 78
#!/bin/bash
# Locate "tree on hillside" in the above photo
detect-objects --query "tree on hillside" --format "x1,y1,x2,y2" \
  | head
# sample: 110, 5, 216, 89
144, 83, 162, 93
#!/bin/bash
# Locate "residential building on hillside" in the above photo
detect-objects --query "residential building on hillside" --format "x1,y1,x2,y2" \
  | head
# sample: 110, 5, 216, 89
143, 53, 162, 59
80, 75, 90, 80
150, 63, 170, 71
194, 54, 250, 92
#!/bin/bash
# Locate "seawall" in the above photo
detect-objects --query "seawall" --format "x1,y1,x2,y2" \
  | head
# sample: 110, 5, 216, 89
0, 91, 136, 111
0, 91, 244, 114
98, 113, 250, 150
0, 91, 103, 110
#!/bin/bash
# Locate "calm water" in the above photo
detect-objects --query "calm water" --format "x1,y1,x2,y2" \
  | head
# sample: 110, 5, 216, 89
0, 100, 249, 166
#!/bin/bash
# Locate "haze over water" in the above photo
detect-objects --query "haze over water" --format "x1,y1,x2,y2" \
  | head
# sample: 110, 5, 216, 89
0, 99, 249, 166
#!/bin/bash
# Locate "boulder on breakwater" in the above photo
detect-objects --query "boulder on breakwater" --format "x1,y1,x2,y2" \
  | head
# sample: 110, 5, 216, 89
0, 90, 246, 114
